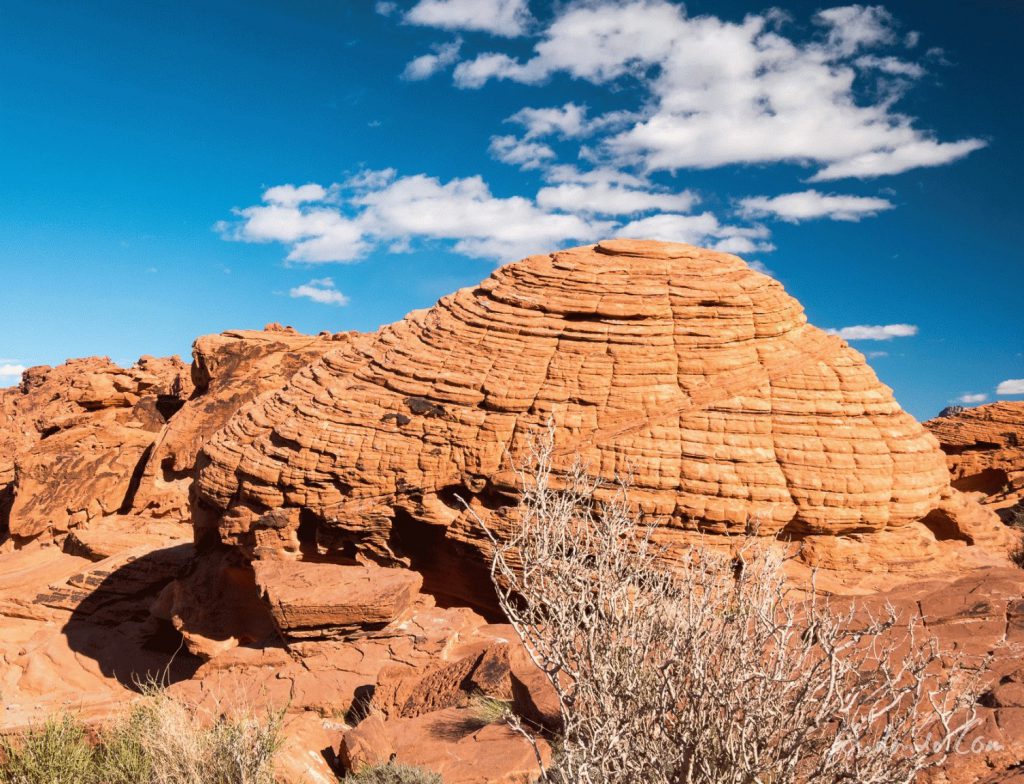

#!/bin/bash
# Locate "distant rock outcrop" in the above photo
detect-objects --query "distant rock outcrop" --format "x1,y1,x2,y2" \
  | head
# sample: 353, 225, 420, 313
926, 400, 1024, 517
0, 356, 191, 540
195, 240, 1007, 601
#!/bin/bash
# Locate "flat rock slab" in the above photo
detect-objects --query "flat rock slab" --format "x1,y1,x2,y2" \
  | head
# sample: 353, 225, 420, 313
253, 561, 423, 640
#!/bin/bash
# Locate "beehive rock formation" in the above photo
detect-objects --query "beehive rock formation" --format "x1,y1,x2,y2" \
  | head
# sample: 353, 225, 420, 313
195, 240, 1004, 599
926, 401, 1024, 516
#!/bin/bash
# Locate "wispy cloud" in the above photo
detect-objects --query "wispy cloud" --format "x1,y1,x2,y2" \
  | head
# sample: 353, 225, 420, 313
289, 278, 349, 306
488, 135, 556, 170
996, 379, 1024, 395
956, 392, 987, 404
827, 324, 918, 341
403, 38, 462, 80
0, 362, 27, 384
738, 190, 894, 223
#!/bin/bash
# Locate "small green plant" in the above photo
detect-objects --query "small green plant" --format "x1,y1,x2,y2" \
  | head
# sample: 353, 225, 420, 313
1008, 503, 1024, 569
346, 762, 443, 784
92, 700, 155, 784
0, 714, 95, 784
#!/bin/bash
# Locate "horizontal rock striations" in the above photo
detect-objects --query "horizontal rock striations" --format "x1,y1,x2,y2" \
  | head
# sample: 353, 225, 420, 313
926, 401, 1024, 516
195, 240, 1000, 599
129, 325, 348, 521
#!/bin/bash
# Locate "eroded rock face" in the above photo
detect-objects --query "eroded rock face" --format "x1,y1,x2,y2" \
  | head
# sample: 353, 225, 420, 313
926, 401, 1024, 516
196, 240, 1001, 602
254, 561, 422, 641
129, 325, 349, 521
0, 356, 191, 540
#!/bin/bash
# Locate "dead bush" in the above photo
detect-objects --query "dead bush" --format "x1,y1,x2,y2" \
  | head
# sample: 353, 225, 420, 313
471, 428, 986, 784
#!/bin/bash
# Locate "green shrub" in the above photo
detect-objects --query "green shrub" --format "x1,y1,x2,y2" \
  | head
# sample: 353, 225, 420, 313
0, 714, 95, 784
0, 691, 283, 784
347, 762, 443, 784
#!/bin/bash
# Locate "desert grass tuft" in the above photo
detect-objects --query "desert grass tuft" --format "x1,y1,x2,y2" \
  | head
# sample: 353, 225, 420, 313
0, 686, 283, 784
0, 714, 94, 784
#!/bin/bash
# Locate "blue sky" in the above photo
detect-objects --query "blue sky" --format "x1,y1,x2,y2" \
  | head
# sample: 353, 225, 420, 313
1, 0, 1021, 419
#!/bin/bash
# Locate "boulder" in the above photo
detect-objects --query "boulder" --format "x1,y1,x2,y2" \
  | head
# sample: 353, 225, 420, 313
253, 561, 423, 641
195, 240, 1004, 606
369, 642, 511, 719
340, 707, 551, 783
339, 714, 395, 773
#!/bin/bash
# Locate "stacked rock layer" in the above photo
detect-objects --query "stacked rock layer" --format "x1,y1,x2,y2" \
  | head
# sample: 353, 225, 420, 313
196, 240, 968, 585
926, 401, 1024, 513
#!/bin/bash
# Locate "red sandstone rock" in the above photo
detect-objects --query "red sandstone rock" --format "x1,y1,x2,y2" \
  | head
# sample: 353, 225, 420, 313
253, 561, 423, 641
340, 714, 395, 773
369, 641, 511, 719
508, 644, 561, 733
382, 707, 551, 784
130, 327, 346, 522
274, 712, 344, 784
0, 356, 190, 541
926, 401, 1024, 516
195, 240, 1005, 600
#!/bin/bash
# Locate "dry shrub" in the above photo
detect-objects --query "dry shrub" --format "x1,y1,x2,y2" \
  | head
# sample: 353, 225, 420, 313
0, 714, 94, 784
471, 429, 987, 784
0, 687, 282, 784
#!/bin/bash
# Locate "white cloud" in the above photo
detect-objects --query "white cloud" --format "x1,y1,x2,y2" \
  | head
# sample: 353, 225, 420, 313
403, 38, 462, 80
406, 0, 532, 37
996, 379, 1024, 396
536, 181, 697, 215
452, 1, 984, 180
618, 213, 773, 253
956, 393, 987, 404
738, 190, 894, 223
262, 183, 329, 207
809, 138, 986, 181
0, 363, 26, 384
224, 170, 616, 263
854, 55, 925, 78
814, 5, 895, 56
507, 103, 589, 139
375, 1, 398, 16
827, 323, 918, 340
488, 135, 556, 170
221, 169, 778, 264
542, 165, 649, 188
289, 278, 349, 306
865, 350, 888, 358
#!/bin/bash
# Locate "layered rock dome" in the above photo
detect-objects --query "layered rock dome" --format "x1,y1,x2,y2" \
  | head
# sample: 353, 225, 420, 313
195, 240, 993, 597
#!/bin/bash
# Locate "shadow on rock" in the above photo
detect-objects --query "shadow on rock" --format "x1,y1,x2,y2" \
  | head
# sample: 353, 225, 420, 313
56, 543, 203, 689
